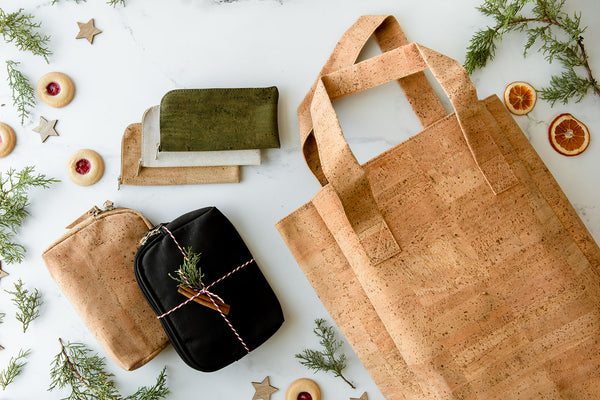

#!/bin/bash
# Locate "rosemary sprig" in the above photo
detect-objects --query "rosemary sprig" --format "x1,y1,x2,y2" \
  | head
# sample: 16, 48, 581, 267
465, 0, 600, 105
6, 60, 36, 126
0, 313, 4, 323
169, 247, 204, 291
295, 318, 355, 389
49, 338, 169, 400
5, 279, 42, 333
0, 348, 30, 390
0, 8, 51, 62
0, 166, 58, 264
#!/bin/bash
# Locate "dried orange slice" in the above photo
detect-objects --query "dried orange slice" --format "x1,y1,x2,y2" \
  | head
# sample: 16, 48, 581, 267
504, 81, 537, 115
548, 113, 590, 156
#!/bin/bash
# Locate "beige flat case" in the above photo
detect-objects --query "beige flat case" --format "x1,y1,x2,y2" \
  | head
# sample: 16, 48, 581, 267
119, 123, 240, 186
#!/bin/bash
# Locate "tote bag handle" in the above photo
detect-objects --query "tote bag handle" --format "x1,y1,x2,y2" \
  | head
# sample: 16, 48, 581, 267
299, 15, 448, 186
309, 42, 519, 265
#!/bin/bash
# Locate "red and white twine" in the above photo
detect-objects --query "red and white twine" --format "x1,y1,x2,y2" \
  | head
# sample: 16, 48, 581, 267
157, 226, 252, 353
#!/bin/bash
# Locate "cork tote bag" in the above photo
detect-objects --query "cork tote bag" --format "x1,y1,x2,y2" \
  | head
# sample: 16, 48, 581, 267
276, 16, 600, 400
43, 203, 169, 371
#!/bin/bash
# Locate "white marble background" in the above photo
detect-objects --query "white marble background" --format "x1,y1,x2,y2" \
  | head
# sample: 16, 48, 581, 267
0, 0, 599, 398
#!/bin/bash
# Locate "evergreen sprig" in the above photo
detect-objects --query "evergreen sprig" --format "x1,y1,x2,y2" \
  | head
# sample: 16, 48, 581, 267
49, 339, 169, 400
0, 166, 58, 264
295, 318, 355, 389
5, 279, 42, 333
107, 0, 127, 6
0, 312, 4, 323
0, 348, 31, 390
465, 0, 600, 105
169, 247, 204, 291
0, 8, 51, 62
51, 0, 127, 7
6, 60, 36, 126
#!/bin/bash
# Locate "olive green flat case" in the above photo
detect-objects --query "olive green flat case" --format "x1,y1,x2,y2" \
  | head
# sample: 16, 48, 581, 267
159, 87, 280, 151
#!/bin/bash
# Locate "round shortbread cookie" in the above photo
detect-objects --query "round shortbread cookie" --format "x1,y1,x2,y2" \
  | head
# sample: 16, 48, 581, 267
0, 122, 16, 158
68, 149, 104, 186
286, 378, 321, 400
37, 72, 75, 108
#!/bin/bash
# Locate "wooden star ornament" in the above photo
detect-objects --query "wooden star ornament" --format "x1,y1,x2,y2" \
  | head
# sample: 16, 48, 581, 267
0, 266, 7, 281
350, 392, 368, 400
76, 18, 102, 44
33, 117, 59, 142
251, 376, 278, 400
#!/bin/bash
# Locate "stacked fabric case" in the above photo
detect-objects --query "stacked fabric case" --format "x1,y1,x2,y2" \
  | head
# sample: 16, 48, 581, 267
119, 87, 280, 186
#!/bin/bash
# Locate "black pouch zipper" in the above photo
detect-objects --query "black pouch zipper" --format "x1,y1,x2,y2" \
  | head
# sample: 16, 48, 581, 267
134, 208, 217, 371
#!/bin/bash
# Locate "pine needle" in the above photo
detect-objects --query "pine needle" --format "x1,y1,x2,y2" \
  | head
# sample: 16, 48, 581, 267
295, 318, 355, 389
5, 279, 42, 333
0, 348, 30, 390
0, 8, 51, 62
49, 339, 169, 400
6, 60, 36, 126
0, 166, 58, 264
169, 247, 204, 291
465, 0, 600, 105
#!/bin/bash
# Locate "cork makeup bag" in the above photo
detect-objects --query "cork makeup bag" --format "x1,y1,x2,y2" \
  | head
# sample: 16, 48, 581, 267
276, 16, 600, 400
42, 202, 169, 371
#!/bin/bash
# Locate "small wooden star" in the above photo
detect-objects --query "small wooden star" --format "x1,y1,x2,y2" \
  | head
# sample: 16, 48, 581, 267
350, 392, 368, 400
32, 117, 59, 142
76, 18, 102, 44
251, 376, 278, 400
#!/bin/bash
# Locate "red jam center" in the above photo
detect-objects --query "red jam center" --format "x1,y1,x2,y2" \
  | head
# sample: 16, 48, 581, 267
75, 159, 91, 175
46, 82, 61, 96
297, 393, 312, 400
0, 136, 3, 144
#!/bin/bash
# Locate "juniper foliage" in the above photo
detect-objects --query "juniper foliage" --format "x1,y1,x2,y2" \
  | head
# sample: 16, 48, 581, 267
169, 247, 204, 291
0, 348, 30, 390
6, 60, 36, 125
5, 279, 42, 333
465, 0, 599, 105
0, 167, 58, 264
0, 8, 51, 62
295, 318, 355, 389
49, 339, 169, 400
51, 0, 127, 7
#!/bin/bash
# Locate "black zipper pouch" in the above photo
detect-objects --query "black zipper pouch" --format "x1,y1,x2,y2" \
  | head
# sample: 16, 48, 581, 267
134, 207, 284, 371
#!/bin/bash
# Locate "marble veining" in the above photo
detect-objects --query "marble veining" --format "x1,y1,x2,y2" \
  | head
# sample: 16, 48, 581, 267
0, 0, 598, 398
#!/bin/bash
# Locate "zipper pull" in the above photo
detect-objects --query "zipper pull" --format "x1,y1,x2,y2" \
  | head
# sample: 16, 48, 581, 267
65, 206, 100, 229
140, 224, 164, 246
92, 200, 115, 216
65, 201, 116, 229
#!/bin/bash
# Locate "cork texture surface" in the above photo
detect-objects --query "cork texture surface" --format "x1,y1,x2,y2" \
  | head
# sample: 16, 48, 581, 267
120, 123, 240, 186
277, 15, 600, 400
42, 209, 169, 371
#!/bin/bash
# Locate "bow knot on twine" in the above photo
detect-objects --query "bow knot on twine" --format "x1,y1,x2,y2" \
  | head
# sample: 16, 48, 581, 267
157, 226, 252, 353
